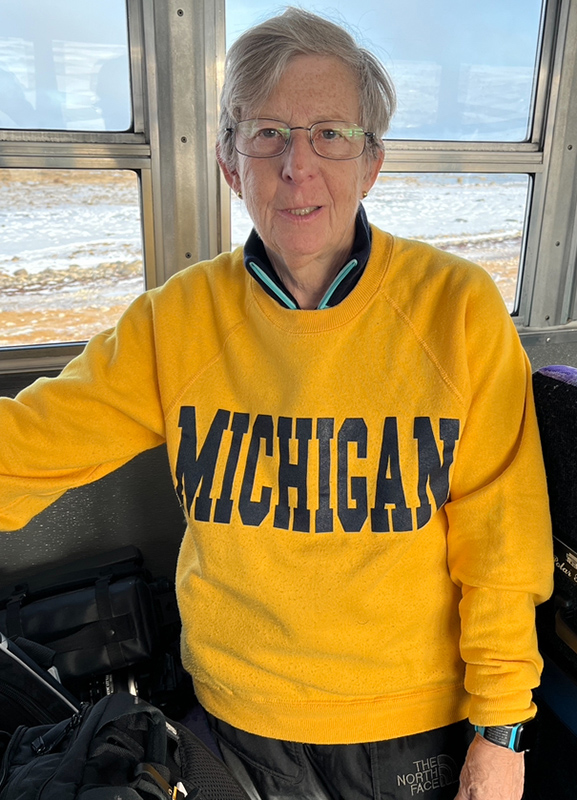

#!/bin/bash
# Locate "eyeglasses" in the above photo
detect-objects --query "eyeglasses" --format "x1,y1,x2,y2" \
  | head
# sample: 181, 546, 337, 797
227, 119, 376, 160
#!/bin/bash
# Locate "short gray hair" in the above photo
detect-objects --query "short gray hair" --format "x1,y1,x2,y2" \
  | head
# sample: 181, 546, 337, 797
218, 7, 396, 169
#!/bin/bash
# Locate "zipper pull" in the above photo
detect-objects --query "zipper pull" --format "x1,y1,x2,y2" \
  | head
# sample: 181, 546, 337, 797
31, 704, 87, 756
31, 736, 47, 756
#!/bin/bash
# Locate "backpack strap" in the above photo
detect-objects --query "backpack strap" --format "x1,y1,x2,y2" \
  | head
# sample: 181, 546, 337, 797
10, 636, 57, 671
5, 591, 27, 637
95, 576, 126, 672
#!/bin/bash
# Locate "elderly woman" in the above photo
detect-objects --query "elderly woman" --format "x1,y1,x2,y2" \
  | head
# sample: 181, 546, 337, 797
0, 8, 552, 800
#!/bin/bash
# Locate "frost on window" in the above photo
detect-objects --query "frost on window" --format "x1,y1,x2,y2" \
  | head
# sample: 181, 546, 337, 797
0, 169, 144, 346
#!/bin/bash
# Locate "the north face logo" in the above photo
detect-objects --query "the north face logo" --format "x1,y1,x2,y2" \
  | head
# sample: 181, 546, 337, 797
396, 754, 459, 794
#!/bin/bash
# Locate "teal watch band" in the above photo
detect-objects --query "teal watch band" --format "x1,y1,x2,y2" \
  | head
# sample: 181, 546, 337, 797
474, 722, 530, 752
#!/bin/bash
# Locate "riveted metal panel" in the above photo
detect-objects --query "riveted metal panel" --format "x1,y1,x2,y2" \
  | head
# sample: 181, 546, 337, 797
525, 0, 577, 327
143, 0, 223, 284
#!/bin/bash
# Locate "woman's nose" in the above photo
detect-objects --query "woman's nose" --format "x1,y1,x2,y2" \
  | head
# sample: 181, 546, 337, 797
281, 129, 318, 182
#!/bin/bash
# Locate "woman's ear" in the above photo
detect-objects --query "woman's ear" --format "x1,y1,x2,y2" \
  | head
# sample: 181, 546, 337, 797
216, 144, 241, 194
362, 148, 384, 195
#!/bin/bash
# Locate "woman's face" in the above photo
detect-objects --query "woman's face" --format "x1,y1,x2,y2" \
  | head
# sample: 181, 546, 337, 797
220, 55, 383, 277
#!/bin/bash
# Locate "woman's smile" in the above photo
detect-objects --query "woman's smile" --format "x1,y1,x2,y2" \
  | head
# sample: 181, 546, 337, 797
283, 206, 321, 216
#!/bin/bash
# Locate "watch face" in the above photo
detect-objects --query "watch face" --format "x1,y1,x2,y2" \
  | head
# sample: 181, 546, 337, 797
516, 719, 538, 752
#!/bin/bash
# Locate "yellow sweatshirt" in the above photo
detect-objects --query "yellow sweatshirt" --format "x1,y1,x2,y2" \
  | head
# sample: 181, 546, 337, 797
0, 227, 553, 744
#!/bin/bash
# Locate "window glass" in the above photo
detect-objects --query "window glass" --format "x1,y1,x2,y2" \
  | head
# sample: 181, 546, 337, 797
230, 174, 530, 312
0, 169, 144, 346
0, 0, 131, 131
226, 0, 543, 141
365, 173, 529, 311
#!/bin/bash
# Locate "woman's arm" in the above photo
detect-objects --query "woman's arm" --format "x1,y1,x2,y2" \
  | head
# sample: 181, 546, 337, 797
444, 276, 553, 797
0, 291, 166, 531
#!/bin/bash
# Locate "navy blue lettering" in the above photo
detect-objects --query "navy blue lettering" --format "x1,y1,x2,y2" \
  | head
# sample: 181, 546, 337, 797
176, 408, 461, 534
214, 412, 250, 524
315, 418, 334, 533
239, 414, 274, 526
337, 418, 368, 532
414, 417, 460, 528
274, 417, 312, 532
176, 407, 230, 521
371, 417, 412, 532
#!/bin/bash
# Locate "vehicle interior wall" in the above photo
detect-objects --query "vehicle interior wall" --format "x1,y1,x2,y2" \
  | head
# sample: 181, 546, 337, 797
0, 370, 186, 584
522, 335, 577, 370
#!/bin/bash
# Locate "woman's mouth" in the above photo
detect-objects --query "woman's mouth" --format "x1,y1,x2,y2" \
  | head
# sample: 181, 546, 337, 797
286, 206, 321, 216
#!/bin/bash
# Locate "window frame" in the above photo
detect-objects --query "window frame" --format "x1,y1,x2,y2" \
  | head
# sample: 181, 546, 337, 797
367, 0, 577, 338
3, 0, 577, 371
0, 0, 224, 372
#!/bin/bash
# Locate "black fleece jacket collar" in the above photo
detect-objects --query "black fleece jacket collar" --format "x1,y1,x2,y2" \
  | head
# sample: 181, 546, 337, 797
243, 204, 372, 310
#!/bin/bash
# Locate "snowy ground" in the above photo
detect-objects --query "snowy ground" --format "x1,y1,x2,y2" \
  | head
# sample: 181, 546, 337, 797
0, 170, 526, 346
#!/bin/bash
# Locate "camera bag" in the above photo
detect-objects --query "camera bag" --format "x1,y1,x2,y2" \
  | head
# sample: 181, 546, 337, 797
0, 547, 172, 680
0, 547, 193, 714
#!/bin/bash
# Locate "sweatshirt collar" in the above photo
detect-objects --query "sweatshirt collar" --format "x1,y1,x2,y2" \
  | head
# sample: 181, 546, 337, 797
243, 204, 372, 310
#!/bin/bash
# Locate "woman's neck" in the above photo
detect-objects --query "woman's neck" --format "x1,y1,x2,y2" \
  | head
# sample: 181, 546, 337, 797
266, 247, 351, 310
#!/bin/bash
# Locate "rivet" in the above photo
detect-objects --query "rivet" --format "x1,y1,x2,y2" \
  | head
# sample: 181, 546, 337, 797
185, 252, 192, 259
181, 136, 188, 143
177, 9, 184, 16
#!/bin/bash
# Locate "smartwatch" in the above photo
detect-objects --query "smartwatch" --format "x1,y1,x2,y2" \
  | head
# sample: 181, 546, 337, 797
474, 719, 536, 752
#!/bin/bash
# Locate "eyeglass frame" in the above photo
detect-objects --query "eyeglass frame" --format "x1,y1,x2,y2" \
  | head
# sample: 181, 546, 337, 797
225, 118, 378, 161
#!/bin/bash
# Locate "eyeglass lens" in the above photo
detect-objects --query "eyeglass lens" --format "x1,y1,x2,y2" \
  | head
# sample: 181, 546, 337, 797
234, 120, 367, 160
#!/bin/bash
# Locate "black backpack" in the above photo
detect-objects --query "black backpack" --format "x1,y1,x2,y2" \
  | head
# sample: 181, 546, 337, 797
0, 693, 250, 800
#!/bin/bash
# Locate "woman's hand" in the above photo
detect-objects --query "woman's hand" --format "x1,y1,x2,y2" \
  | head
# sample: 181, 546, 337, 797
454, 734, 525, 800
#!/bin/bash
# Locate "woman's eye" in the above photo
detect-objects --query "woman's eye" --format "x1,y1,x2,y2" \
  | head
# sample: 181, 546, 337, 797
257, 128, 281, 139
319, 128, 343, 141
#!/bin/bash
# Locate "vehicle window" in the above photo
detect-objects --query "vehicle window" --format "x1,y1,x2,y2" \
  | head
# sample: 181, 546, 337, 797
226, 0, 543, 142
0, 0, 131, 131
0, 169, 144, 346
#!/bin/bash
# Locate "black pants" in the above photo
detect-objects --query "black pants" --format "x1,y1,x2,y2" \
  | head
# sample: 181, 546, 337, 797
207, 715, 474, 800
